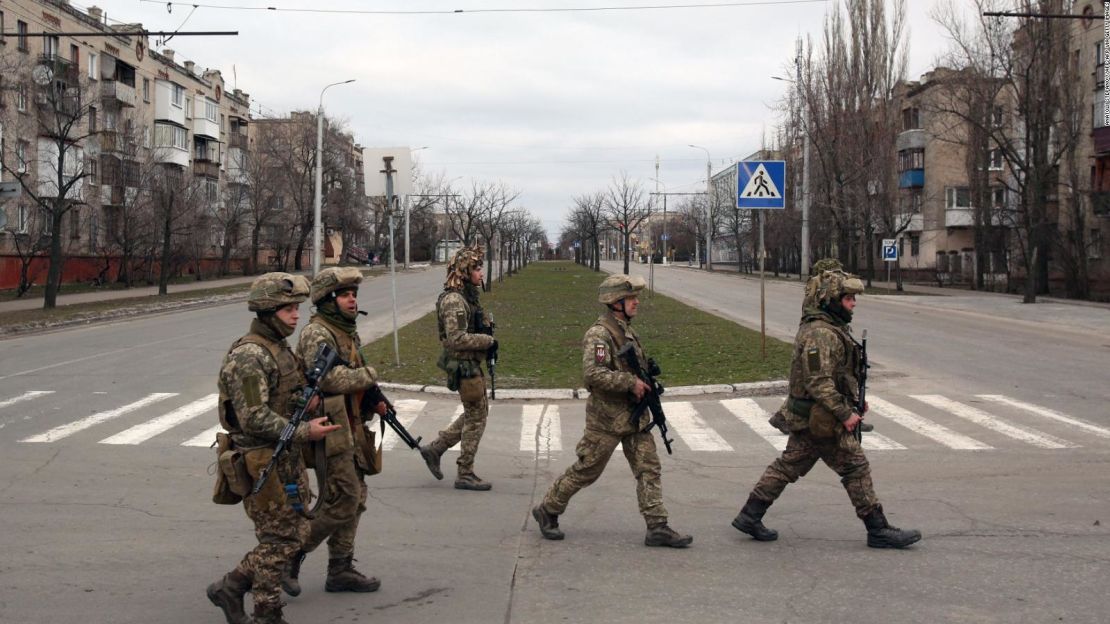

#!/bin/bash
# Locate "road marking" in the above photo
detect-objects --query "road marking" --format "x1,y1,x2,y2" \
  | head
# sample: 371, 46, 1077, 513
444, 405, 464, 452
868, 396, 992, 450
977, 395, 1110, 440
99, 395, 218, 445
21, 393, 178, 443
0, 391, 55, 410
860, 431, 907, 451
720, 398, 787, 450
182, 425, 222, 448
911, 395, 1076, 449
383, 399, 427, 451
666, 401, 733, 451
520, 404, 562, 456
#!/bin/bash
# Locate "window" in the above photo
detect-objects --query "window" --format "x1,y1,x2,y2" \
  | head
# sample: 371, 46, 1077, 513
195, 138, 211, 161
87, 157, 98, 185
910, 234, 920, 257
902, 107, 921, 131
17, 204, 29, 233
70, 44, 79, 64
205, 99, 218, 123
1098, 41, 1105, 68
992, 106, 1005, 128
1090, 229, 1103, 260
171, 84, 184, 108
16, 83, 27, 112
44, 36, 60, 60
143, 78, 150, 102
16, 141, 28, 173
70, 208, 80, 239
898, 149, 924, 172
88, 107, 97, 132
154, 123, 188, 150
989, 149, 1004, 170
205, 178, 219, 203
89, 212, 99, 247
17, 20, 28, 52
946, 187, 972, 209
185, 97, 193, 119
992, 186, 1006, 207
88, 52, 98, 80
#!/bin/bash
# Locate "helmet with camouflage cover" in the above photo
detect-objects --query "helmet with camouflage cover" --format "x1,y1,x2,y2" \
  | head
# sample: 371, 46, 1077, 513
248, 272, 311, 312
311, 266, 363, 304
813, 269, 865, 307
810, 257, 843, 276
598, 273, 647, 305
445, 245, 485, 290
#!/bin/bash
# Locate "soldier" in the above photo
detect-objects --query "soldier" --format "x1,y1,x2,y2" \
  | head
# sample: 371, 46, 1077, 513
732, 270, 921, 549
207, 273, 340, 624
283, 267, 385, 598
531, 274, 692, 548
418, 246, 497, 491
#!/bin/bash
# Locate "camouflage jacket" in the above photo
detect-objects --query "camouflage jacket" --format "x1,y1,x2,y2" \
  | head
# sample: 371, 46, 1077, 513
296, 315, 379, 460
437, 289, 494, 362
582, 312, 651, 436
787, 311, 860, 425
218, 319, 310, 449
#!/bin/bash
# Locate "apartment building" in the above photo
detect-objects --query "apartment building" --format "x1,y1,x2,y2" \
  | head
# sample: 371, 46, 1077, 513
0, 0, 251, 289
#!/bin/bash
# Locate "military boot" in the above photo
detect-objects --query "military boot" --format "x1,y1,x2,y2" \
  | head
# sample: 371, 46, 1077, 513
280, 550, 306, 597
644, 524, 693, 548
419, 443, 444, 480
325, 555, 381, 593
862, 506, 922, 549
206, 569, 252, 624
531, 505, 565, 540
731, 495, 779, 542
252, 603, 290, 624
454, 473, 492, 491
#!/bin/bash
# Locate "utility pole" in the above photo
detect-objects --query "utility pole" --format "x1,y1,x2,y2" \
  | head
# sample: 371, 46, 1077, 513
382, 156, 400, 366
797, 38, 811, 279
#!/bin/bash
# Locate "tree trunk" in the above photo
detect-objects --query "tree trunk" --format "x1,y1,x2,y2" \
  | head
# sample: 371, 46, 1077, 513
159, 190, 174, 296
43, 208, 66, 309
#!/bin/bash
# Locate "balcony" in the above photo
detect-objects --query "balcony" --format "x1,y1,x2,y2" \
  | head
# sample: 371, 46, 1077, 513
153, 146, 190, 168
894, 212, 924, 232
228, 133, 249, 150
193, 159, 220, 179
99, 80, 137, 107
193, 116, 220, 140
36, 54, 80, 85
899, 169, 925, 189
945, 207, 974, 227
895, 128, 927, 152
96, 130, 133, 155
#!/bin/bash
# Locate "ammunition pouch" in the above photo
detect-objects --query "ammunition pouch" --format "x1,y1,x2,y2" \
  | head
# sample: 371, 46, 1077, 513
212, 432, 245, 505
786, 396, 839, 437
359, 425, 383, 476
459, 374, 486, 403
438, 351, 481, 391
322, 394, 354, 457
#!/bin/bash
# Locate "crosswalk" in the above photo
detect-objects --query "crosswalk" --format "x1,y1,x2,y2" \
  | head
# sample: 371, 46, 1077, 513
4, 389, 1110, 456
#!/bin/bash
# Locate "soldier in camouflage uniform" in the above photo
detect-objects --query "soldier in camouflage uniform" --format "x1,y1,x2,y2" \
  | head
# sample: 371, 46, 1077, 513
770, 258, 872, 434
732, 270, 921, 549
207, 273, 341, 624
532, 274, 693, 548
418, 246, 497, 491
283, 267, 385, 597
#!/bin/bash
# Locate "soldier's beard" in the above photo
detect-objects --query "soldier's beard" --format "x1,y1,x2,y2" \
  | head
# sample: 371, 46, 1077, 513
824, 300, 853, 324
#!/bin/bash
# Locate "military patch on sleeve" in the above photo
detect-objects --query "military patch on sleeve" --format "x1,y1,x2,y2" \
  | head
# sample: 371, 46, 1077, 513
806, 347, 822, 372
456, 310, 467, 329
594, 344, 608, 364
243, 374, 263, 408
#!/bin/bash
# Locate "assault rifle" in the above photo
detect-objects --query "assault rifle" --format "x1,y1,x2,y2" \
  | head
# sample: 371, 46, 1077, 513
617, 342, 674, 455
251, 343, 341, 500
474, 309, 497, 400
854, 329, 870, 444
361, 385, 423, 450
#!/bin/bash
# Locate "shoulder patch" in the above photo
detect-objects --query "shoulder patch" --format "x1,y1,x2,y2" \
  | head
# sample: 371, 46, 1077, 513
594, 343, 608, 364
806, 347, 822, 372
243, 374, 263, 408
456, 309, 468, 329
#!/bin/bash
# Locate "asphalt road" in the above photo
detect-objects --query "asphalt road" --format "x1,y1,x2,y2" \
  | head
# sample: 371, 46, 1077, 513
1, 262, 1108, 623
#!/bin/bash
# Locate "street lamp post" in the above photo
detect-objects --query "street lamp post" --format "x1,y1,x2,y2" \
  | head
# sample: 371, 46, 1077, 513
689, 144, 713, 271
313, 79, 355, 275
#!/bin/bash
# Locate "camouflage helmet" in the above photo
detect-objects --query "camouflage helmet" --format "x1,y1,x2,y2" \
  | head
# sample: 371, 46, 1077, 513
598, 274, 647, 305
812, 269, 865, 307
248, 272, 311, 312
310, 266, 363, 304
445, 245, 485, 290
810, 257, 843, 276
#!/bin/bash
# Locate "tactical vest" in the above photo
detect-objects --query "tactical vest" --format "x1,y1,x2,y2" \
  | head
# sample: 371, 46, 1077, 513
436, 289, 483, 363
308, 315, 372, 462
218, 333, 303, 445
785, 318, 860, 430
595, 313, 648, 375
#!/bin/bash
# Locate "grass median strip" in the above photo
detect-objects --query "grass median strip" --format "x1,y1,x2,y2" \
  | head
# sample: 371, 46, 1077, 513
360, 261, 792, 389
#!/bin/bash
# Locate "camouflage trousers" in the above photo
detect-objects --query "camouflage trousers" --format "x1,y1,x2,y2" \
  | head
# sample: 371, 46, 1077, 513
542, 427, 668, 527
433, 376, 489, 475
302, 451, 367, 559
237, 462, 310, 610
750, 428, 879, 518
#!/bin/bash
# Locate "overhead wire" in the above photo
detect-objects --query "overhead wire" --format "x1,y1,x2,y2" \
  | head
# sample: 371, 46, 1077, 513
141, 0, 827, 16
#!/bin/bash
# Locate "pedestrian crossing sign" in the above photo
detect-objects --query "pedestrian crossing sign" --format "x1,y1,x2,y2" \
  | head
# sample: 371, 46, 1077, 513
736, 161, 786, 209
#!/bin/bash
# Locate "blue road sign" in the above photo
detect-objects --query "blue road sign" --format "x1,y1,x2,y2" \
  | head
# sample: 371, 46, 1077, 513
660, 233, 670, 241
736, 160, 786, 209
882, 238, 898, 262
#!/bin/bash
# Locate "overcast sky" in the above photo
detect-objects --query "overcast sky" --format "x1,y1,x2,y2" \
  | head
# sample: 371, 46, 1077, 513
89, 0, 970, 240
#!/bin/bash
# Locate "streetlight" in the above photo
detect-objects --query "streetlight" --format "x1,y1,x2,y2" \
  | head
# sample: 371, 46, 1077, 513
688, 144, 713, 271
403, 146, 430, 268
648, 176, 668, 265
313, 79, 355, 275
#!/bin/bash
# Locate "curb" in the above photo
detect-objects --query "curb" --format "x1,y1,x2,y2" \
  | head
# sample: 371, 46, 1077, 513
378, 379, 788, 401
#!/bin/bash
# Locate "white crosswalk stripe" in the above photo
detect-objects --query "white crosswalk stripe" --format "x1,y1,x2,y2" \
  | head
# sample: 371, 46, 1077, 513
869, 396, 992, 450
444, 405, 464, 452
0, 391, 55, 410
182, 425, 222, 448
382, 399, 427, 451
860, 431, 907, 451
520, 404, 563, 456
977, 395, 1110, 440
911, 395, 1077, 450
720, 398, 787, 450
21, 393, 178, 443
666, 401, 733, 451
100, 395, 218, 445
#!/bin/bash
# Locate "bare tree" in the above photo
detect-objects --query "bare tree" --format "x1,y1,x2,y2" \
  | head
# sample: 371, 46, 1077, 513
474, 181, 520, 290
604, 172, 649, 274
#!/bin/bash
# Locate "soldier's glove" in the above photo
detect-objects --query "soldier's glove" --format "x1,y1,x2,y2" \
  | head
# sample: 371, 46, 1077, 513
647, 358, 661, 377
